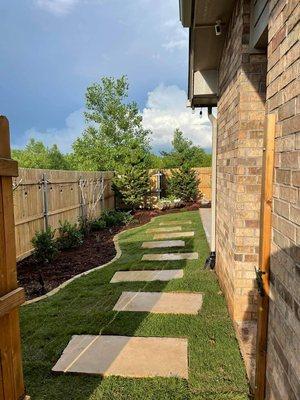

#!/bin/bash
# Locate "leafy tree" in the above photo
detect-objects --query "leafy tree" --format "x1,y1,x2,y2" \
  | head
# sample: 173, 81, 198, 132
12, 139, 70, 170
48, 144, 70, 170
71, 76, 151, 171
148, 153, 164, 169
160, 129, 211, 168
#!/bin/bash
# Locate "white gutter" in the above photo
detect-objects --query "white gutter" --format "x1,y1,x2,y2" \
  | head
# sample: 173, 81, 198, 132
179, 0, 193, 27
205, 107, 217, 268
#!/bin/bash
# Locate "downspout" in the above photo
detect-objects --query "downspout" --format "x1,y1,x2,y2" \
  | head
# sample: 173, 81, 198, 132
205, 106, 217, 269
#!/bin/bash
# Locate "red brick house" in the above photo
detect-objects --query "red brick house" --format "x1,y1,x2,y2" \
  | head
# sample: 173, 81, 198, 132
180, 0, 299, 399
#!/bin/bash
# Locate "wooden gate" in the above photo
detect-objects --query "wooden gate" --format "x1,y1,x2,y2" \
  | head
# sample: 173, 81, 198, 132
254, 114, 276, 400
0, 117, 26, 399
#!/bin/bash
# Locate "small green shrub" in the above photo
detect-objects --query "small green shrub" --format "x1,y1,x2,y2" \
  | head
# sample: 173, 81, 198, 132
90, 218, 106, 231
101, 210, 133, 227
168, 166, 200, 202
57, 220, 83, 250
31, 227, 58, 264
78, 216, 92, 236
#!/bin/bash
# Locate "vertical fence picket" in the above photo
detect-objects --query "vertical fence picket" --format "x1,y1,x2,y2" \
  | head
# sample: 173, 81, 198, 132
0, 116, 26, 400
41, 173, 49, 230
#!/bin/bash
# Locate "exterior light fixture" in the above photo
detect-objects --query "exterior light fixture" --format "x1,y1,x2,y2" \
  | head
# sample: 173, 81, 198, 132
215, 20, 222, 36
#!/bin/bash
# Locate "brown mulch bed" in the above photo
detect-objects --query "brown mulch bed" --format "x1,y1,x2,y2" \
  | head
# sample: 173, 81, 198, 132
18, 203, 201, 300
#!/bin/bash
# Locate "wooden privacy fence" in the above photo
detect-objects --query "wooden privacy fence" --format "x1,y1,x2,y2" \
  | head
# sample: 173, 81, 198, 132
13, 168, 115, 261
0, 116, 25, 400
149, 167, 212, 201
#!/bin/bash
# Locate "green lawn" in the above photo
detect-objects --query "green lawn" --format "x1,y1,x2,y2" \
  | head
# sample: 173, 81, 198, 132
21, 210, 249, 400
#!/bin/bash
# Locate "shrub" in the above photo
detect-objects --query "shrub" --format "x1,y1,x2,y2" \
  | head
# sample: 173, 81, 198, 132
31, 227, 58, 264
168, 166, 200, 202
113, 167, 150, 210
57, 220, 83, 250
101, 210, 133, 227
156, 196, 183, 210
78, 216, 92, 236
90, 218, 106, 231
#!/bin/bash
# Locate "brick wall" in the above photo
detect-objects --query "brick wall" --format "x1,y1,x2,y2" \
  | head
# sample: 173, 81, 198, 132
265, 0, 300, 399
216, 0, 267, 322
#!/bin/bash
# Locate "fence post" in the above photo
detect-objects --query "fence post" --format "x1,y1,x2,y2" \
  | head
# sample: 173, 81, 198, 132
100, 173, 105, 214
41, 173, 49, 230
156, 170, 162, 200
78, 177, 84, 220
0, 116, 26, 399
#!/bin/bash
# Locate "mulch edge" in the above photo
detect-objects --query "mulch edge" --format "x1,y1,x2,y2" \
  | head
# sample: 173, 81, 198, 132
23, 215, 160, 306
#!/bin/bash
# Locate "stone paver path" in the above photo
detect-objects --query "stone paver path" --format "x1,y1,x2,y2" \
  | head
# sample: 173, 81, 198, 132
147, 226, 182, 233
142, 252, 198, 261
53, 216, 198, 380
53, 335, 188, 378
154, 231, 194, 239
141, 240, 185, 248
110, 269, 184, 283
113, 291, 203, 314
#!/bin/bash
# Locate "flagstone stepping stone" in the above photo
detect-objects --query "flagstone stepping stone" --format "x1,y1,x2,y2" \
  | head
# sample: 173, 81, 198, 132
142, 240, 185, 249
113, 291, 203, 314
159, 221, 192, 226
147, 226, 182, 233
142, 252, 198, 261
52, 335, 188, 379
110, 269, 184, 283
154, 231, 194, 239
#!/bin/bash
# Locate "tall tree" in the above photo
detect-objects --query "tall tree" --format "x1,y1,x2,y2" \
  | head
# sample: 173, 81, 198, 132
160, 129, 211, 168
71, 76, 151, 171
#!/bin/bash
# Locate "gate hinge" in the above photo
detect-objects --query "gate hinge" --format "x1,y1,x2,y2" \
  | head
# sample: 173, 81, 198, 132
255, 267, 266, 297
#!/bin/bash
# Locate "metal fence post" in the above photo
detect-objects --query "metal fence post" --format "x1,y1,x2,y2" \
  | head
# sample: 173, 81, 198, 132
156, 170, 162, 200
41, 173, 49, 230
100, 173, 105, 214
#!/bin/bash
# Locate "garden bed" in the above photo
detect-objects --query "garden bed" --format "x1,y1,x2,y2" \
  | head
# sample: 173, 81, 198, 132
17, 203, 201, 300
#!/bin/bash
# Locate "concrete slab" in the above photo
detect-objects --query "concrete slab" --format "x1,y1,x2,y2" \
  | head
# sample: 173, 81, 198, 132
142, 240, 185, 249
147, 226, 182, 233
159, 221, 192, 226
113, 291, 203, 314
53, 335, 188, 379
154, 231, 194, 239
199, 208, 212, 250
110, 269, 184, 283
142, 252, 198, 261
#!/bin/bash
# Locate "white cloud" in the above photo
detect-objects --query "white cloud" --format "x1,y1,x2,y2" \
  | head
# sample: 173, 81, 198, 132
34, 0, 79, 15
162, 19, 188, 52
142, 84, 212, 153
23, 108, 85, 153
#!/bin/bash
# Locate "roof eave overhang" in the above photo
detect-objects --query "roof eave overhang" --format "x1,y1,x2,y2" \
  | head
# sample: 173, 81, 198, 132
179, 0, 193, 27
192, 95, 218, 108
180, 0, 236, 108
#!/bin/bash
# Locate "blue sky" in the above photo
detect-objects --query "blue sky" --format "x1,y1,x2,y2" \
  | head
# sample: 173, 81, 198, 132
0, 0, 211, 153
